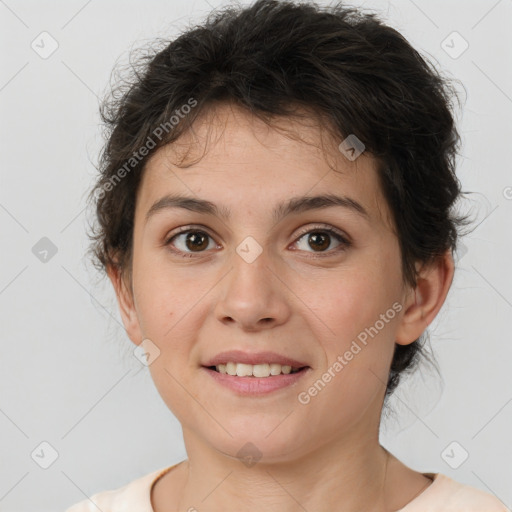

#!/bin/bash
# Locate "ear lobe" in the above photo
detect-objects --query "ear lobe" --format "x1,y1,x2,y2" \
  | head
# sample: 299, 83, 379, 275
395, 250, 455, 346
106, 264, 143, 346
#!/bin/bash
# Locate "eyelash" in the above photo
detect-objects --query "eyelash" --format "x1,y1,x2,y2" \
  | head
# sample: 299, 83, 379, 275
164, 224, 351, 259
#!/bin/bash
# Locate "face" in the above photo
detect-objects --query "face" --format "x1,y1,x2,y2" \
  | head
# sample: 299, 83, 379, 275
113, 102, 418, 463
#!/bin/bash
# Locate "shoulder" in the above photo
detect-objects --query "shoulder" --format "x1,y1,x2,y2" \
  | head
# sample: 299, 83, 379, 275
401, 473, 509, 512
64, 465, 176, 512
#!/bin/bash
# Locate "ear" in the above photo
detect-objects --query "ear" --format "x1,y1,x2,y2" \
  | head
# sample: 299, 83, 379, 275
106, 263, 143, 346
395, 249, 455, 346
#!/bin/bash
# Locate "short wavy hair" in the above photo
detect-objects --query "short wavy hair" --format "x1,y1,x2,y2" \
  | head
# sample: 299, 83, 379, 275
86, 0, 469, 398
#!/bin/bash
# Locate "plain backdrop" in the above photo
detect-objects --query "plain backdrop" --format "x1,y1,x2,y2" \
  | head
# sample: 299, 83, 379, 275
0, 0, 511, 511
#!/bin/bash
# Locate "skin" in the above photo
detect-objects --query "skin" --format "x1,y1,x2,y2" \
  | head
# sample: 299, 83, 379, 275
108, 102, 455, 512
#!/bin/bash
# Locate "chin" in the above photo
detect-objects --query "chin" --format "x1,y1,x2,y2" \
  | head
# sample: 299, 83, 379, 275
202, 423, 311, 465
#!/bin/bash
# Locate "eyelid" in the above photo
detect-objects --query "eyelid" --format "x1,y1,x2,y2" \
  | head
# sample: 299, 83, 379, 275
164, 224, 214, 242
293, 223, 351, 244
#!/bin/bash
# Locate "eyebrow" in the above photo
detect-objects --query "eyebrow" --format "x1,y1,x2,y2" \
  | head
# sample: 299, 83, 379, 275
145, 193, 369, 224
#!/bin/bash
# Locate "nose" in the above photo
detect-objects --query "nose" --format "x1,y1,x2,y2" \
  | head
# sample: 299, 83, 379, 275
214, 246, 291, 332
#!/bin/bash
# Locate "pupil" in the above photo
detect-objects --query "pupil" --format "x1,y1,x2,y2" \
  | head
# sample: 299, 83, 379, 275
186, 232, 208, 251
309, 232, 329, 251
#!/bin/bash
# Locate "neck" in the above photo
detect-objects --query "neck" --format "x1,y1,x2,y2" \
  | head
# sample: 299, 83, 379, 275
176, 428, 396, 512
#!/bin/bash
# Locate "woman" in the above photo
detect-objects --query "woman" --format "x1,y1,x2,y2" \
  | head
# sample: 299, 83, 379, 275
66, 0, 507, 510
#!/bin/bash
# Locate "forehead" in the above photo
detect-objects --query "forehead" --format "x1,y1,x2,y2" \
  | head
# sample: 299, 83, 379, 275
136, 102, 392, 230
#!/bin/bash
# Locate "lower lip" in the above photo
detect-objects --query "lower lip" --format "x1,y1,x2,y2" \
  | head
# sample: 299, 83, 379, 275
202, 366, 310, 395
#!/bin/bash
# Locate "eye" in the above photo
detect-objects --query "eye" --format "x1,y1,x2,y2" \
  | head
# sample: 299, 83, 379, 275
292, 225, 351, 256
164, 224, 351, 259
164, 227, 218, 258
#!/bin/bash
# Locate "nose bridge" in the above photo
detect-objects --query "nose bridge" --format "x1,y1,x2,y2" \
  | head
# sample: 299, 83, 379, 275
214, 236, 290, 329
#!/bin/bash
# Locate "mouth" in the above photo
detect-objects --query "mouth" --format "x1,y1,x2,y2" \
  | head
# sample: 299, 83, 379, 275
201, 350, 311, 394
201, 362, 311, 395
204, 362, 309, 378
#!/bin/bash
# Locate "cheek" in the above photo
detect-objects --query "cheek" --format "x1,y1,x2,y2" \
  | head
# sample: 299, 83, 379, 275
305, 267, 400, 343
133, 250, 205, 340
296, 255, 403, 399
296, 271, 400, 427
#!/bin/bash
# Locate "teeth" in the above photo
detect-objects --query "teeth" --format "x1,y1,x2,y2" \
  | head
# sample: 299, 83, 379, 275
216, 362, 301, 377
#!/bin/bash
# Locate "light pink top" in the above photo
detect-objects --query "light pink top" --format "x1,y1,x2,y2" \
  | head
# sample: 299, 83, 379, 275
65, 463, 509, 511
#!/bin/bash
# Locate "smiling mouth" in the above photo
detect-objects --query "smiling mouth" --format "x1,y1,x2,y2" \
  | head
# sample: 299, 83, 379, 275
205, 363, 309, 377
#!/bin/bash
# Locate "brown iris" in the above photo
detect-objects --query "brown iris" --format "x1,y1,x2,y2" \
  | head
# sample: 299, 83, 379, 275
307, 231, 330, 251
184, 231, 209, 252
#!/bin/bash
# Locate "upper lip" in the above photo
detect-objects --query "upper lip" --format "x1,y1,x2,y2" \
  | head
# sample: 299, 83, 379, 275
202, 350, 309, 368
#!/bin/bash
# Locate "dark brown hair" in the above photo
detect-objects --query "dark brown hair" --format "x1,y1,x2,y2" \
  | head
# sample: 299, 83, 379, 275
86, 0, 470, 398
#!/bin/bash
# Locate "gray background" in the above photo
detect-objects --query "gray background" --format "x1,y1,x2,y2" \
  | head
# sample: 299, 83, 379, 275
0, 0, 511, 511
